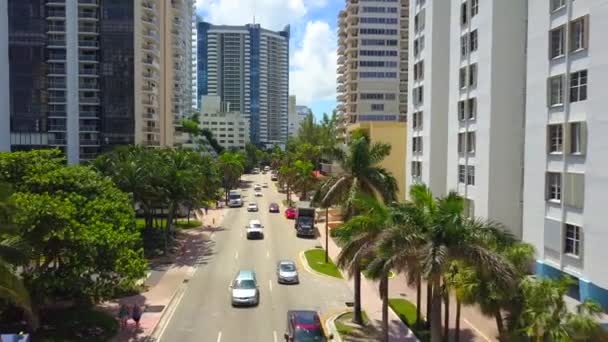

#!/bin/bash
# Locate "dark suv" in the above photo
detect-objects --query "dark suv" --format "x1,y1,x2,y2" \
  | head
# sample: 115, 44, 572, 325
284, 310, 332, 341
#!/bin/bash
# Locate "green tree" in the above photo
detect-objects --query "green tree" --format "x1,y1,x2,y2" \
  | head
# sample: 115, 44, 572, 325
180, 112, 223, 154
314, 134, 398, 325
292, 160, 316, 200
217, 152, 245, 203
519, 276, 602, 341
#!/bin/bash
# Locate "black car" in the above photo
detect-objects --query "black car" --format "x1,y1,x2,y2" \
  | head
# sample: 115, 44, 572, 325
269, 202, 280, 213
284, 310, 332, 341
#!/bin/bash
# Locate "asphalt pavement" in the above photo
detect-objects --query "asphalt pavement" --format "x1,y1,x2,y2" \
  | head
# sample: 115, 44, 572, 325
160, 173, 352, 342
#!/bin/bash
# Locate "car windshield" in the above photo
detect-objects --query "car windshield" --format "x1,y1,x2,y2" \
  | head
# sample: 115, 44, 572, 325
280, 263, 296, 272
300, 217, 313, 224
234, 279, 256, 289
250, 223, 261, 228
229, 194, 240, 199
294, 327, 324, 341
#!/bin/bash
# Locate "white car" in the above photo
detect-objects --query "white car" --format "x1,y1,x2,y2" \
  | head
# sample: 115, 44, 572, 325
253, 184, 262, 191
255, 191, 262, 197
246, 219, 264, 239
277, 260, 299, 284
247, 202, 258, 212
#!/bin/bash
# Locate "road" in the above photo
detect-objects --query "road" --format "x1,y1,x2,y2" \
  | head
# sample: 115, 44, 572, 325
160, 172, 352, 342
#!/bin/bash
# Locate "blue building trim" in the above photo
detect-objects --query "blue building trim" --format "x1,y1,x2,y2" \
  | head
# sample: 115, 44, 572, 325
248, 24, 261, 144
196, 22, 210, 109
535, 260, 608, 310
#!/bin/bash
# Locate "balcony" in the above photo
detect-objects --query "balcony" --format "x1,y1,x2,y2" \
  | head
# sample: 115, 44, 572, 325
48, 65, 66, 74
142, 71, 159, 79
142, 16, 158, 26
47, 124, 67, 132
79, 124, 99, 132
48, 110, 67, 117
78, 10, 98, 20
47, 24, 65, 33
46, 0, 66, 5
79, 82, 99, 90
79, 96, 100, 104
48, 80, 66, 89
79, 110, 100, 118
79, 40, 99, 49
80, 139, 100, 146
48, 96, 67, 103
47, 9, 66, 19
47, 37, 66, 48
79, 53, 98, 62
142, 57, 160, 69
143, 30, 160, 43
48, 138, 67, 145
142, 2, 157, 12
78, 0, 99, 6
143, 127, 161, 134
79, 23, 98, 34
79, 69, 99, 76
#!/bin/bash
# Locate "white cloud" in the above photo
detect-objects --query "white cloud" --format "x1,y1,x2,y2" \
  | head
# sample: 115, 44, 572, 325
196, 0, 317, 31
290, 21, 337, 106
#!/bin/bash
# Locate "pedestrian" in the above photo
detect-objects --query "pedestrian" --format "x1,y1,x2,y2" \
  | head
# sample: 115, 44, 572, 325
131, 303, 143, 329
204, 206, 208, 215
118, 303, 129, 329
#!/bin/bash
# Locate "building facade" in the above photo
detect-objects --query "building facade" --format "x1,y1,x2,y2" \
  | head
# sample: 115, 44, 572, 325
197, 22, 289, 147
2, 0, 193, 163
405, 0, 451, 198
444, 0, 527, 237
199, 95, 249, 151
523, 0, 608, 309
336, 0, 409, 137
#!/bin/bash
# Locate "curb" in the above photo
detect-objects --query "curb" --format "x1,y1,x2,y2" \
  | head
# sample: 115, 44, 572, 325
325, 310, 350, 342
150, 282, 187, 340
298, 250, 344, 279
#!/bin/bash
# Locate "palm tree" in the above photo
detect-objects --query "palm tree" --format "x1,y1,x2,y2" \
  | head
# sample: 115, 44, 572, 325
334, 194, 391, 333
0, 183, 37, 329
217, 152, 245, 203
315, 134, 398, 325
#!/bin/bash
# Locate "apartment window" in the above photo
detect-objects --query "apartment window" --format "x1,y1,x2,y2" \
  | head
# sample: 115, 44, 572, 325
414, 36, 425, 56
460, 34, 469, 58
548, 75, 564, 106
570, 16, 588, 52
564, 224, 581, 256
461, 2, 468, 25
414, 10, 425, 33
414, 61, 424, 81
411, 161, 422, 179
412, 111, 423, 129
550, 26, 565, 58
458, 101, 466, 121
551, 0, 565, 12
458, 133, 465, 154
464, 198, 475, 218
470, 30, 478, 52
385, 93, 396, 100
458, 165, 466, 183
371, 104, 384, 111
412, 137, 423, 153
546, 172, 562, 202
570, 70, 587, 102
468, 64, 477, 87
466, 166, 475, 185
569, 122, 586, 154
564, 172, 585, 209
413, 86, 424, 106
467, 98, 477, 119
548, 124, 563, 153
471, 0, 479, 17
459, 67, 467, 89
467, 132, 476, 153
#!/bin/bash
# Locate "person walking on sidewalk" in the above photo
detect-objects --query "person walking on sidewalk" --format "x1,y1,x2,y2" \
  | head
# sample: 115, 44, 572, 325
131, 303, 143, 329
118, 303, 129, 329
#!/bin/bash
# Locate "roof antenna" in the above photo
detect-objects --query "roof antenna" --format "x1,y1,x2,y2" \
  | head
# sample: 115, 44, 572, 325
253, 0, 256, 24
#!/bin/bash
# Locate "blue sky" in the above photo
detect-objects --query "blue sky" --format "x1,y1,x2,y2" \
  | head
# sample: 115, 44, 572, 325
195, 0, 341, 119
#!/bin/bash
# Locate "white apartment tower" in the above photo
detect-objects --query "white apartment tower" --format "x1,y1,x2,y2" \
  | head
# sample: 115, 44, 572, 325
445, 0, 527, 236
405, 0, 451, 198
336, 0, 409, 135
523, 0, 608, 309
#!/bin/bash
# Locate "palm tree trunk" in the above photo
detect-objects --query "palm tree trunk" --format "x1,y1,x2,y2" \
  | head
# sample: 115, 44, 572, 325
416, 275, 422, 326
430, 275, 443, 342
455, 299, 461, 342
494, 310, 504, 340
426, 281, 433, 329
353, 263, 363, 325
381, 274, 389, 342
443, 290, 450, 342
324, 208, 329, 263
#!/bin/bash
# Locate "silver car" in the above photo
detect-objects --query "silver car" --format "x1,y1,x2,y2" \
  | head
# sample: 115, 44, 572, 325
277, 260, 299, 284
230, 270, 259, 306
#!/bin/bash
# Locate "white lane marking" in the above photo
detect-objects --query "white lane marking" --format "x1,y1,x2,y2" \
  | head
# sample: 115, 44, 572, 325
240, 231, 243, 238
269, 279, 273, 292
267, 250, 270, 258
463, 318, 492, 342
234, 251, 238, 259
273, 330, 278, 342
154, 284, 187, 340
216, 331, 222, 342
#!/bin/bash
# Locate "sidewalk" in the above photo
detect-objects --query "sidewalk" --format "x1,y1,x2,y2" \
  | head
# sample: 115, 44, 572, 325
100, 207, 225, 341
316, 217, 498, 342
316, 219, 418, 342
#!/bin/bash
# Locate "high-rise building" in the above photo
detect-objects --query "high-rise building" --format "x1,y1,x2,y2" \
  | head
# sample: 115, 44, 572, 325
445, 0, 527, 237
1, 0, 194, 163
336, 0, 409, 137
405, 0, 451, 197
191, 14, 198, 109
523, 0, 608, 309
197, 22, 289, 147
199, 95, 250, 151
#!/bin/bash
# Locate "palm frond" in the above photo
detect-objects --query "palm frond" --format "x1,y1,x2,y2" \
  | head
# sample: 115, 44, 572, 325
363, 167, 398, 203
457, 244, 517, 287
368, 142, 392, 166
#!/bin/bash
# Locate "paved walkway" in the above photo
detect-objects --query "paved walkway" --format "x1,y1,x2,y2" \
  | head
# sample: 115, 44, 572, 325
100, 206, 226, 342
316, 216, 499, 342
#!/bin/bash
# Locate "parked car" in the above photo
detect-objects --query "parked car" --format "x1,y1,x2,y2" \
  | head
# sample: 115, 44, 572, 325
285, 207, 297, 219
277, 260, 299, 284
284, 310, 332, 341
264, 166, 271, 172
252, 168, 260, 174
230, 270, 259, 306
246, 219, 264, 239
269, 202, 280, 213
247, 202, 259, 212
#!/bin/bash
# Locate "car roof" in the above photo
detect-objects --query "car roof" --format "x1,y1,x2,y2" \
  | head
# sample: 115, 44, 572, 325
278, 260, 295, 266
235, 270, 256, 280
249, 219, 261, 225
270, 202, 278, 206
248, 202, 257, 206
288, 310, 320, 325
